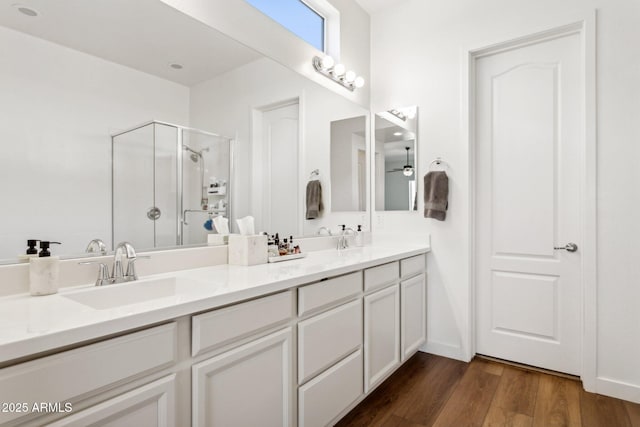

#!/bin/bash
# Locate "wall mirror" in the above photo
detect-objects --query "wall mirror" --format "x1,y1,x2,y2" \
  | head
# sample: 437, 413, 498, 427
0, 0, 369, 263
330, 116, 368, 212
374, 107, 419, 211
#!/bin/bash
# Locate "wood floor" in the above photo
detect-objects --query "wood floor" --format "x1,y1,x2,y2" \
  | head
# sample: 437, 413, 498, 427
336, 353, 640, 427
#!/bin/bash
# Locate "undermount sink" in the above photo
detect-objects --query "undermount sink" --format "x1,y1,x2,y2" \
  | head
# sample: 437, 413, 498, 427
62, 276, 202, 310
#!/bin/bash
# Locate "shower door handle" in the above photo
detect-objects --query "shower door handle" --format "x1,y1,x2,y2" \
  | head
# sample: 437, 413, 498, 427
147, 206, 161, 220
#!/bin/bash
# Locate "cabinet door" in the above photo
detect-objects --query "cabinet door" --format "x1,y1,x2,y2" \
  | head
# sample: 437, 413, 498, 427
364, 285, 400, 393
401, 274, 427, 361
192, 328, 293, 427
48, 375, 176, 427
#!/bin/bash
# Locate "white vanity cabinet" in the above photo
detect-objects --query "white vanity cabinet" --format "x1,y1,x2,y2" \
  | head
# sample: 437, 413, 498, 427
0, 249, 428, 427
191, 290, 294, 427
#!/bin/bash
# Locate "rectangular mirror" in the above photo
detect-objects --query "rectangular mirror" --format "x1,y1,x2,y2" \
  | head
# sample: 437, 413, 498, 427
374, 107, 418, 211
0, 0, 369, 263
330, 115, 368, 212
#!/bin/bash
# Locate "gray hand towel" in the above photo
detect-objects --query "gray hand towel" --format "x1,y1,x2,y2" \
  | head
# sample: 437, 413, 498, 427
306, 180, 323, 219
424, 171, 449, 221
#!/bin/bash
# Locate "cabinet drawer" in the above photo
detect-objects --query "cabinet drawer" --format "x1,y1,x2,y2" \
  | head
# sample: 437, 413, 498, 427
298, 349, 363, 427
298, 271, 362, 316
400, 254, 425, 279
192, 291, 292, 357
298, 299, 362, 384
0, 323, 177, 425
364, 261, 399, 292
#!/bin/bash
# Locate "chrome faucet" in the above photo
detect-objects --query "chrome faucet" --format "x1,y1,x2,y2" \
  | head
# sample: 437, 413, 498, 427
79, 241, 149, 286
337, 225, 355, 250
113, 242, 139, 283
85, 238, 107, 255
317, 226, 332, 236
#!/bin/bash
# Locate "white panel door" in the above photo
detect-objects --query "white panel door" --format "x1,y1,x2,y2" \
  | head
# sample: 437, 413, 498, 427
261, 103, 299, 236
192, 328, 293, 427
475, 31, 582, 374
364, 284, 400, 392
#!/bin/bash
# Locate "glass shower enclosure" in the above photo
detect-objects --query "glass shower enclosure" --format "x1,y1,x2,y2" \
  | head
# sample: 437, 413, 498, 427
112, 121, 232, 250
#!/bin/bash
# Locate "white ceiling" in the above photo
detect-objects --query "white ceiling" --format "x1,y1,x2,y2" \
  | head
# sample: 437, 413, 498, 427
0, 0, 262, 86
354, 0, 405, 14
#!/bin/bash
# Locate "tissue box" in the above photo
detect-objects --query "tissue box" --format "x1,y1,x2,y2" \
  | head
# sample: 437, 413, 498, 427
207, 234, 229, 246
228, 234, 268, 266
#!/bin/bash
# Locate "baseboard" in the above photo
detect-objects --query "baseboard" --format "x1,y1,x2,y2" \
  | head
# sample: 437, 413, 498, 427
596, 377, 640, 404
422, 340, 467, 362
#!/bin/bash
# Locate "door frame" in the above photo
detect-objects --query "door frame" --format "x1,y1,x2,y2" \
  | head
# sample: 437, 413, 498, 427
250, 96, 304, 236
464, 15, 597, 390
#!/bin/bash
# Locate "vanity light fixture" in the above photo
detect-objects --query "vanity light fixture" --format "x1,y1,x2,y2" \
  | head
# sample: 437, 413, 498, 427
313, 55, 365, 91
388, 109, 408, 121
393, 131, 403, 136
403, 147, 414, 177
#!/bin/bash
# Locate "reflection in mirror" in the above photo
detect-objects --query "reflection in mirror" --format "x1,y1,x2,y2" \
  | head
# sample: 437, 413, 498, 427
112, 122, 231, 250
330, 116, 367, 212
0, 0, 369, 263
374, 107, 419, 211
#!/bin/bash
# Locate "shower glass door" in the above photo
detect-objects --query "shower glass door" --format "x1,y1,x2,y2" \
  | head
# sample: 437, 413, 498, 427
112, 122, 178, 249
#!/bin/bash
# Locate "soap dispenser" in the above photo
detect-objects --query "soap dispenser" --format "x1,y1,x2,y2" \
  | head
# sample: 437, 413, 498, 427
29, 241, 61, 296
18, 239, 40, 262
355, 225, 364, 247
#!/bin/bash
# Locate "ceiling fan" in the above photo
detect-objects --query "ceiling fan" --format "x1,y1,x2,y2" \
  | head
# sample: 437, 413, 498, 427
386, 147, 414, 176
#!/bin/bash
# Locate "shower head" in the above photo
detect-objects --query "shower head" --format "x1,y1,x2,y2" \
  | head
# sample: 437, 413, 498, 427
183, 145, 204, 163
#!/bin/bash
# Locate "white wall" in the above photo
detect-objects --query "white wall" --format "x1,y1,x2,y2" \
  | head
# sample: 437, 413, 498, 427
159, 0, 370, 108
370, 0, 640, 401
189, 58, 370, 237
0, 26, 189, 259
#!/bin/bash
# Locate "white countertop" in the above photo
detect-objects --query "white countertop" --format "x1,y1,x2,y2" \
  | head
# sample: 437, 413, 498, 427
0, 243, 429, 365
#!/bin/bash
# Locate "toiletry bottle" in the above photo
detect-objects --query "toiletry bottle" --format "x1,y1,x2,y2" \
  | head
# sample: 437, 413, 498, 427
288, 236, 294, 254
280, 239, 289, 256
355, 225, 364, 247
268, 235, 279, 257
18, 239, 40, 262
29, 241, 61, 296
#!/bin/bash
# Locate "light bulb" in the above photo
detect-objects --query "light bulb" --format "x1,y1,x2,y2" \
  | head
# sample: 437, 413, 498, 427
403, 167, 414, 177
344, 70, 356, 83
393, 132, 403, 136
333, 63, 346, 77
354, 76, 365, 88
321, 55, 335, 70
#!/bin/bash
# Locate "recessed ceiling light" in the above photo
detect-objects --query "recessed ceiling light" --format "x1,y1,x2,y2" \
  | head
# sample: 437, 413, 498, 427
169, 63, 183, 70
393, 132, 403, 136
12, 4, 39, 17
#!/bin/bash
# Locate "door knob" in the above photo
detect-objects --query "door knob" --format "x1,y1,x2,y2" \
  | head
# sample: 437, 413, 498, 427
554, 243, 578, 252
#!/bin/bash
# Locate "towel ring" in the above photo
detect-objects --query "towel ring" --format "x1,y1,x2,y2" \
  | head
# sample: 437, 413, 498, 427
429, 157, 449, 171
309, 169, 320, 180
